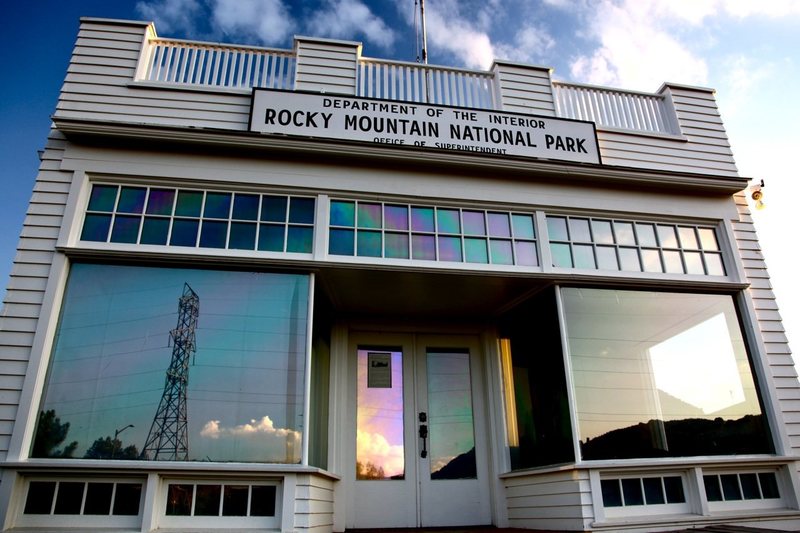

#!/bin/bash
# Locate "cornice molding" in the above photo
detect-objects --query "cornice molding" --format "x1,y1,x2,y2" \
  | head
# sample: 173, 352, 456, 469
53, 117, 750, 194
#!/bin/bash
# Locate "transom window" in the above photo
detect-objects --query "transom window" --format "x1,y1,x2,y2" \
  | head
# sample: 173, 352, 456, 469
165, 482, 276, 517
161, 480, 280, 529
601, 475, 686, 508
80, 184, 315, 253
23, 479, 143, 516
547, 215, 725, 276
329, 199, 538, 266
703, 471, 780, 502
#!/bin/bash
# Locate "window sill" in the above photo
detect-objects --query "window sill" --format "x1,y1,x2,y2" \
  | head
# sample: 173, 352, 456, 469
500, 455, 796, 478
3, 459, 341, 480
591, 508, 800, 530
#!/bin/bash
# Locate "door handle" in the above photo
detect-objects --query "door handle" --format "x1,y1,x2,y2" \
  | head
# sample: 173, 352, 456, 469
418, 412, 428, 458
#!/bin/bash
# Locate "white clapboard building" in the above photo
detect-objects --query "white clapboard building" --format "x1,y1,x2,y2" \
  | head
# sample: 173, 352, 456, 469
0, 17, 798, 533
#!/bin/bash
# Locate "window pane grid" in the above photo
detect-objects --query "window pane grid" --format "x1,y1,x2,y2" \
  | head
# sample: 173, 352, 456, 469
165, 483, 276, 517
81, 184, 314, 254
600, 475, 686, 508
24, 480, 143, 516
329, 199, 538, 267
703, 472, 780, 502
547, 215, 725, 276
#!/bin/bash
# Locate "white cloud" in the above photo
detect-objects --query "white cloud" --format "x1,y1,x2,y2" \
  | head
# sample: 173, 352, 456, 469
201, 415, 300, 440
307, 0, 396, 48
198, 415, 301, 463
422, 0, 495, 69
493, 25, 556, 66
357, 429, 404, 478
628, 0, 800, 24
568, 0, 709, 90
719, 0, 800, 18
644, 0, 718, 25
718, 55, 776, 121
136, 0, 204, 35
566, 0, 800, 91
211, 0, 296, 46
541, 0, 573, 8
136, 0, 296, 45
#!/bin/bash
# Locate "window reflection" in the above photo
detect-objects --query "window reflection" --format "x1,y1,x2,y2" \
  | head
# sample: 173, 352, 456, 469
427, 350, 476, 479
33, 264, 309, 463
498, 288, 574, 469
356, 349, 404, 480
562, 288, 772, 460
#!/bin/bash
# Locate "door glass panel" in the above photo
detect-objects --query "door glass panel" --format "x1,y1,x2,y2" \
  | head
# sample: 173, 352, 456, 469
357, 349, 405, 480
427, 349, 477, 479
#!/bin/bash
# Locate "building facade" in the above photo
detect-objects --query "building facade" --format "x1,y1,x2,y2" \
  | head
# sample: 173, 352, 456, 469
0, 17, 798, 532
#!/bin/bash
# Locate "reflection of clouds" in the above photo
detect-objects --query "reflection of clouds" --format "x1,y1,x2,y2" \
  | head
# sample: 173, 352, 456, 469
200, 415, 300, 441
357, 429, 404, 477
197, 415, 302, 463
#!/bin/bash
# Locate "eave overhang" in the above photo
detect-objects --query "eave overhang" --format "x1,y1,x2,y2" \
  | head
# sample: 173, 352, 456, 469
52, 117, 751, 195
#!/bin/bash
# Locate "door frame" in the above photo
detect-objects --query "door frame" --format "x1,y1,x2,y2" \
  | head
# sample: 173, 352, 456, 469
341, 328, 496, 529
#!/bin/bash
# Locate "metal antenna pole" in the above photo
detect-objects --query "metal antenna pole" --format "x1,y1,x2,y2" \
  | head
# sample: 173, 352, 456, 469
420, 0, 431, 102
142, 283, 199, 461
420, 0, 428, 65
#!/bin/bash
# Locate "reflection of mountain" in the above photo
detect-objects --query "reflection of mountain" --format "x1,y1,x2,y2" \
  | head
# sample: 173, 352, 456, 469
431, 447, 476, 479
581, 415, 771, 460
657, 388, 751, 420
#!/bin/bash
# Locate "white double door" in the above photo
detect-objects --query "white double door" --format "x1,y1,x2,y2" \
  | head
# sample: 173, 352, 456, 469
348, 332, 492, 528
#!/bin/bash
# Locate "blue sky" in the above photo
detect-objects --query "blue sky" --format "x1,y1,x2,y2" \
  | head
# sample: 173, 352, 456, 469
1, 0, 798, 353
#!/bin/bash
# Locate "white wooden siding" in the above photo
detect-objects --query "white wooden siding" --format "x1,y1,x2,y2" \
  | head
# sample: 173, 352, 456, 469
293, 474, 335, 532
295, 38, 359, 95
733, 192, 800, 457
55, 20, 253, 131
503, 470, 592, 531
0, 130, 71, 460
492, 62, 555, 116
596, 85, 739, 176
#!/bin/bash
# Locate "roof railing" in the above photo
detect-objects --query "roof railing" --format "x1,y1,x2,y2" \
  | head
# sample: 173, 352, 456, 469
134, 36, 680, 136
139, 37, 295, 90
553, 81, 679, 135
357, 57, 495, 109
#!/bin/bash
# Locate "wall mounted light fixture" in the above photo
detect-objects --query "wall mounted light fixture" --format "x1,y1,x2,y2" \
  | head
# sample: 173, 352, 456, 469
749, 179, 766, 210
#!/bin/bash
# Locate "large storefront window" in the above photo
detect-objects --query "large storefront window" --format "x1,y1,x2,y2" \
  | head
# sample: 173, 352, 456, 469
32, 264, 309, 463
562, 288, 772, 460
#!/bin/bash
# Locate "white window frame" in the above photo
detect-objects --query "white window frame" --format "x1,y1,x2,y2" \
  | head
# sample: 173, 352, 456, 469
13, 475, 146, 529
592, 470, 692, 520
702, 468, 787, 512
156, 477, 282, 530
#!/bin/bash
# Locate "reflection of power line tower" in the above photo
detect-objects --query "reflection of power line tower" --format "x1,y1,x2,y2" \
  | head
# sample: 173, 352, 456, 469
142, 283, 199, 461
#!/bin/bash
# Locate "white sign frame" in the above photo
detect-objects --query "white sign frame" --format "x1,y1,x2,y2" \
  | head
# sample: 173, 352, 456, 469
250, 89, 601, 165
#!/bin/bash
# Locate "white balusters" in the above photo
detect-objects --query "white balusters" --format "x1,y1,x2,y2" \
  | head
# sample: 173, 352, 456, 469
139, 39, 296, 90
357, 58, 495, 109
553, 82, 677, 135
138, 38, 678, 135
